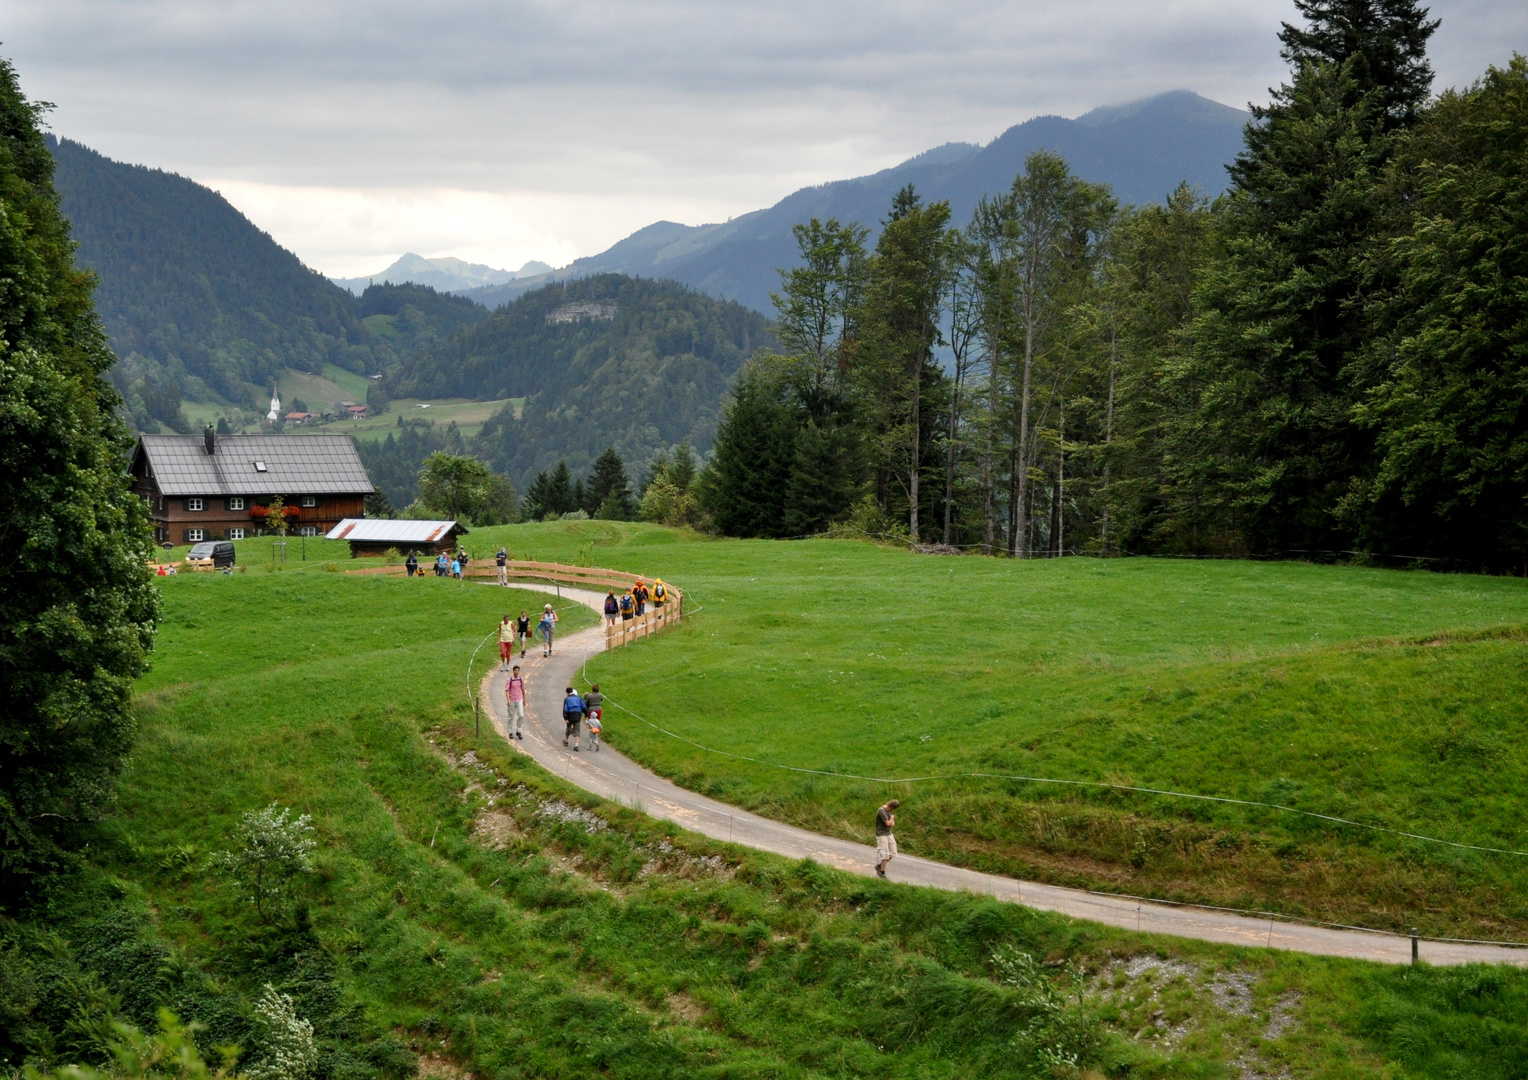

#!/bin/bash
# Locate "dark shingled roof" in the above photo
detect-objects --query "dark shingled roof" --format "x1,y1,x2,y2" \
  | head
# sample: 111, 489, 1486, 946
136, 434, 374, 496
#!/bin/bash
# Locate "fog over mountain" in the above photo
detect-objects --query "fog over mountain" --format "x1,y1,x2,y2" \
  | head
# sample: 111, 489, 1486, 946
452, 90, 1248, 312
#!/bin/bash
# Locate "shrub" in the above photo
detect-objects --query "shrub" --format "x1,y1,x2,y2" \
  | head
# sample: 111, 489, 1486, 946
209, 805, 315, 922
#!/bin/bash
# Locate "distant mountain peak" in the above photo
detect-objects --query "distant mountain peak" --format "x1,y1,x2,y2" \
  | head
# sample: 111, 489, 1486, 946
1074, 89, 1248, 129
331, 253, 550, 296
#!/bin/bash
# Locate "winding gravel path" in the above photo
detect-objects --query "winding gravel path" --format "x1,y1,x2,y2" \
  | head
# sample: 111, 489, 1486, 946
481, 585, 1528, 968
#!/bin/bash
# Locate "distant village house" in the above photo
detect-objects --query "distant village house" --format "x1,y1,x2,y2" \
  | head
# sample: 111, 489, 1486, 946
131, 429, 374, 545
326, 518, 466, 557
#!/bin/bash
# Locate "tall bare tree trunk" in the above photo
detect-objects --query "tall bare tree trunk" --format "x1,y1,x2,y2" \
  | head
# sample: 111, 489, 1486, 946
1013, 317, 1035, 557
1099, 329, 1117, 552
909, 365, 921, 544
1055, 398, 1065, 556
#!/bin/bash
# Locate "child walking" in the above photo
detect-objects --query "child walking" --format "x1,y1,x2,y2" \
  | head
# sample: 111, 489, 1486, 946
583, 683, 605, 751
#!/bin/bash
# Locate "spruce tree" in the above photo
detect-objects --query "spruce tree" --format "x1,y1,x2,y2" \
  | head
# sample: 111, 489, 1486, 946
700, 364, 797, 537
586, 447, 635, 520
1200, 0, 1438, 552
1278, 0, 1438, 127
783, 422, 855, 536
545, 460, 576, 516
0, 55, 159, 884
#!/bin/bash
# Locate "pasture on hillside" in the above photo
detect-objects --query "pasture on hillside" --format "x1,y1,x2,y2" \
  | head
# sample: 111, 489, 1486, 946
463, 522, 1528, 939
13, 565, 1528, 1079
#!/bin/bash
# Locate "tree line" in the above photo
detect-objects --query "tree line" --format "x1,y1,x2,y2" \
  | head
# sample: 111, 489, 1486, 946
699, 1, 1528, 570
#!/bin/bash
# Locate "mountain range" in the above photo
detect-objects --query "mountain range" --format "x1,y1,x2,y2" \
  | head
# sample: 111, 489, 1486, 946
446, 89, 1249, 312
332, 253, 553, 296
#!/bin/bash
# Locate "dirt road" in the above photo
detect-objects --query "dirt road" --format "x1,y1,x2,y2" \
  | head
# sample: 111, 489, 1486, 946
482, 585, 1528, 967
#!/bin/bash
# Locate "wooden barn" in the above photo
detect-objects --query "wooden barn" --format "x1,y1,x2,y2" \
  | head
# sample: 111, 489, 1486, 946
325, 518, 466, 557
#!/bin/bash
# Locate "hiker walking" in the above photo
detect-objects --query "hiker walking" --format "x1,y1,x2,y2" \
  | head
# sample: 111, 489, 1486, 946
583, 684, 604, 751
405, 551, 419, 577
496, 547, 508, 586
435, 552, 449, 577
516, 609, 532, 659
562, 686, 585, 751
498, 614, 515, 671
652, 578, 668, 618
632, 578, 649, 616
450, 555, 462, 579
875, 799, 900, 878
619, 590, 635, 622
504, 665, 526, 740
538, 604, 558, 657
604, 590, 619, 627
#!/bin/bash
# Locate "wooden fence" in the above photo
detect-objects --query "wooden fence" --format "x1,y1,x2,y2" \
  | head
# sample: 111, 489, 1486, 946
349, 559, 683, 651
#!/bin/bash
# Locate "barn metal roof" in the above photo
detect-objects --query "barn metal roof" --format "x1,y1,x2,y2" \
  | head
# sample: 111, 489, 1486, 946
136, 434, 374, 496
325, 519, 465, 543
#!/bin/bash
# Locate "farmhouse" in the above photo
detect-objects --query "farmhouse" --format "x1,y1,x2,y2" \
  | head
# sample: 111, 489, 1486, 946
131, 429, 374, 545
325, 518, 466, 557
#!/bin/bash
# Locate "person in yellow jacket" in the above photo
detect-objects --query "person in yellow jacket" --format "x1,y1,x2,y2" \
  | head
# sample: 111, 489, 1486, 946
652, 578, 669, 618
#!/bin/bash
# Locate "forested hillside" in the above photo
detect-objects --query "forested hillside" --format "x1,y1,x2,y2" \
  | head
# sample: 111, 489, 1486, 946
696, 13, 1528, 569
387, 275, 772, 488
48, 137, 396, 428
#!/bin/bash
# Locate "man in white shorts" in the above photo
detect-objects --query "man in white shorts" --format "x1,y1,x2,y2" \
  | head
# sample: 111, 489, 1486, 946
875, 799, 900, 878
504, 665, 526, 740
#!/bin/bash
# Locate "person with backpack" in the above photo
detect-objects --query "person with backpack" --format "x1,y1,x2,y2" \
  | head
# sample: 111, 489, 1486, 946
652, 578, 668, 617
496, 547, 508, 586
619, 591, 635, 622
631, 578, 649, 616
538, 604, 558, 657
516, 609, 532, 659
504, 665, 526, 740
562, 686, 585, 750
584, 683, 604, 751
875, 799, 900, 878
498, 614, 515, 671
603, 590, 619, 627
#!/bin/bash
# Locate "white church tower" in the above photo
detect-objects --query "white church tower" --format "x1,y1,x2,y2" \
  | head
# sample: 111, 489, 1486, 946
266, 383, 281, 425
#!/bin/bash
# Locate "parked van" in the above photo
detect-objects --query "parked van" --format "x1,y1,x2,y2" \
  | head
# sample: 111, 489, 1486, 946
185, 541, 236, 571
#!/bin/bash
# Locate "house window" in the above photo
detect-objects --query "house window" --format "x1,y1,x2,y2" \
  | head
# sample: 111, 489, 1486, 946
156, 495, 165, 511
228, 527, 246, 540
300, 526, 317, 537
300, 495, 318, 508
186, 497, 204, 511
228, 497, 245, 511
185, 528, 205, 542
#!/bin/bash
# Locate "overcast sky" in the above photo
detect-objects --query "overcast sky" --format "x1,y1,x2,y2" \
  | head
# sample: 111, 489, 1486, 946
6, 0, 1524, 277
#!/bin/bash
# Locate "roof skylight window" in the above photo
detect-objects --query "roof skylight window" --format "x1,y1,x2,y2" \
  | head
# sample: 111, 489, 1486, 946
253, 461, 267, 472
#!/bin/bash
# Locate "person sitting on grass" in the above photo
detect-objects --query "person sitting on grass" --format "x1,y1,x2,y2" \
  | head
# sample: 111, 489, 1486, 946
875, 799, 900, 879
562, 686, 585, 751
583, 684, 605, 751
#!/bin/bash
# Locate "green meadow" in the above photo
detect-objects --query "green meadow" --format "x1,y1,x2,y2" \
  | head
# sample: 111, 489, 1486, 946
457, 522, 1528, 940
10, 564, 1528, 1078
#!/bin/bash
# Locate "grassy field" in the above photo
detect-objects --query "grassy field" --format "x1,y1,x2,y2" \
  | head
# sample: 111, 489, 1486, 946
332, 398, 523, 443
454, 521, 1528, 940
9, 566, 1528, 1078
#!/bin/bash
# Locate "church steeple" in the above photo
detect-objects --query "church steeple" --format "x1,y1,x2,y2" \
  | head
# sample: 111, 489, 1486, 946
266, 383, 281, 424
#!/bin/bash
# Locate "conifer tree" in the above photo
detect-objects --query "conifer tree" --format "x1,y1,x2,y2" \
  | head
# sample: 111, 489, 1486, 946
585, 447, 635, 520
699, 364, 797, 537
0, 56, 159, 884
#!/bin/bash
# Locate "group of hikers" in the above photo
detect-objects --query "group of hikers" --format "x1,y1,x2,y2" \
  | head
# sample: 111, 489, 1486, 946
602, 577, 670, 624
499, 605, 560, 660
403, 547, 471, 579
498, 662, 604, 753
